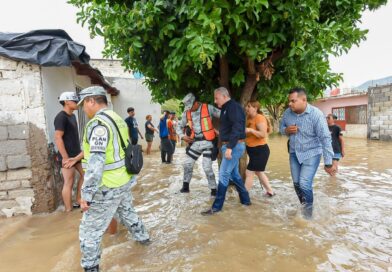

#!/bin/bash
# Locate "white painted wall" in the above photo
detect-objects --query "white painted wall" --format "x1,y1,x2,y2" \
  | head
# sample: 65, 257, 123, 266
110, 78, 161, 150
344, 124, 367, 138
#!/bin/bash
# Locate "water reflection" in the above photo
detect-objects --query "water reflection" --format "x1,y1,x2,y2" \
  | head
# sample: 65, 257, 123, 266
0, 136, 391, 271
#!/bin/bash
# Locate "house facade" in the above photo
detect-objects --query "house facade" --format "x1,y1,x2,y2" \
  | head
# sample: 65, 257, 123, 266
0, 30, 119, 217
312, 92, 368, 138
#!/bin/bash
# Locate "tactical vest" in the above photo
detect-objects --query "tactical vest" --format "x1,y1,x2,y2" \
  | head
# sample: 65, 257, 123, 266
186, 103, 216, 141
82, 109, 132, 188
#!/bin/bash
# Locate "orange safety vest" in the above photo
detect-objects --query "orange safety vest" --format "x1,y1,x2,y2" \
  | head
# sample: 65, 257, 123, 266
186, 103, 216, 141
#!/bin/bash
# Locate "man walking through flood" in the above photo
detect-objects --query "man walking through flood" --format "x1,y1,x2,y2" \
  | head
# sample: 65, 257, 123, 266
327, 113, 345, 171
201, 87, 251, 215
77, 86, 149, 272
280, 87, 336, 219
177, 93, 220, 196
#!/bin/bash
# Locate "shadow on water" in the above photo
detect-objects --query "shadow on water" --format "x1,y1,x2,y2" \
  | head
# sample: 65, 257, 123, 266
0, 137, 391, 271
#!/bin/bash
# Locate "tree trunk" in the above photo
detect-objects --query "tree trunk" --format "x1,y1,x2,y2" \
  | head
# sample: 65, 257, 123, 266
266, 104, 284, 133
218, 55, 230, 92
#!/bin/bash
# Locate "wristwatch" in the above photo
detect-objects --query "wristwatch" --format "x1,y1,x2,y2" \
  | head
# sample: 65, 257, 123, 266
325, 164, 332, 168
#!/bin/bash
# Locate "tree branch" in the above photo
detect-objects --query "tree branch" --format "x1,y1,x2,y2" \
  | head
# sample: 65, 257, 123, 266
256, 47, 284, 80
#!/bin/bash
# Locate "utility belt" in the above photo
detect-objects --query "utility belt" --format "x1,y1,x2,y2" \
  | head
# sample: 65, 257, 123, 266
221, 139, 245, 145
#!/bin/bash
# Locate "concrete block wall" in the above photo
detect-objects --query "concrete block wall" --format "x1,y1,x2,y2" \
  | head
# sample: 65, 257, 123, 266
0, 56, 60, 217
368, 85, 392, 141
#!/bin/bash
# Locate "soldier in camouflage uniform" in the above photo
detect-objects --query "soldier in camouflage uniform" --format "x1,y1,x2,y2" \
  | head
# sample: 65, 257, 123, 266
77, 86, 149, 272
177, 93, 220, 196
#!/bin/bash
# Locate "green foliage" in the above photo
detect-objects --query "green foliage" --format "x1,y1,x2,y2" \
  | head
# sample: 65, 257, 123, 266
161, 98, 182, 116
69, 0, 387, 104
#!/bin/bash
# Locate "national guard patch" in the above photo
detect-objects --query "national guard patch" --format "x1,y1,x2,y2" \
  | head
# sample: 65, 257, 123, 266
90, 125, 109, 153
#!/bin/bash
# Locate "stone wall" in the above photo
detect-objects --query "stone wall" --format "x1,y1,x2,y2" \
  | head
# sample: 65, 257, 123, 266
0, 56, 61, 217
368, 85, 392, 141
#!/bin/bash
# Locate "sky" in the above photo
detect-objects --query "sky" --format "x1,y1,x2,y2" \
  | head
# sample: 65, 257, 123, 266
0, 0, 391, 88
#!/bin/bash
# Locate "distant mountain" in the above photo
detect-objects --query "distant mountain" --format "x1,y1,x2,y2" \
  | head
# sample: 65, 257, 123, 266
354, 76, 392, 92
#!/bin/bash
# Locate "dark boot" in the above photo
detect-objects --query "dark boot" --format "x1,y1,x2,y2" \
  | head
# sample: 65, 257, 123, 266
138, 238, 151, 245
180, 182, 190, 193
210, 188, 217, 196
84, 265, 99, 272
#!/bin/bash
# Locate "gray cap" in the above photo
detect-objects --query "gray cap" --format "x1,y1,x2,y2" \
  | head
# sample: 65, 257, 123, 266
77, 86, 107, 106
182, 93, 196, 111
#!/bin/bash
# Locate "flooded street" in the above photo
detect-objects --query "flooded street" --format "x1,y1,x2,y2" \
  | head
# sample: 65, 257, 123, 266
1, 136, 392, 272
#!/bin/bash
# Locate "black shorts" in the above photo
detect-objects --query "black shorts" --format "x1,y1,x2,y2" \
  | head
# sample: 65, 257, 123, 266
246, 144, 270, 172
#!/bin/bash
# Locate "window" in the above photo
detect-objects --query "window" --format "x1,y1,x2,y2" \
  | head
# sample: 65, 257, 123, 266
332, 107, 345, 121
346, 105, 367, 124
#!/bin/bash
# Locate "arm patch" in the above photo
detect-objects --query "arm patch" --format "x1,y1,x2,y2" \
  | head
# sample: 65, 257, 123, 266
89, 125, 109, 153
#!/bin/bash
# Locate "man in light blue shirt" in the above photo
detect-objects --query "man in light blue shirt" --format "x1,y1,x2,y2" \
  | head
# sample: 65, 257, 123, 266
280, 87, 336, 218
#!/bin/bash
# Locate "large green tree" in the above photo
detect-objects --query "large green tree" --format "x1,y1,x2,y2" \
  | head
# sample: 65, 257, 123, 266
69, 0, 385, 106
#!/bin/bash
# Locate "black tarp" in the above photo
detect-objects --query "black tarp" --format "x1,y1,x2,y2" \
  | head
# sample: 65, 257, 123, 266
0, 29, 90, 66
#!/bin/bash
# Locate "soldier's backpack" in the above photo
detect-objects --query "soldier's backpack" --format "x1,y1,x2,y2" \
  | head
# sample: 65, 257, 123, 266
100, 112, 143, 174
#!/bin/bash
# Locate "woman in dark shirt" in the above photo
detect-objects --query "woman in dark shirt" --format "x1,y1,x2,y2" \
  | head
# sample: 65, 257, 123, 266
145, 115, 158, 155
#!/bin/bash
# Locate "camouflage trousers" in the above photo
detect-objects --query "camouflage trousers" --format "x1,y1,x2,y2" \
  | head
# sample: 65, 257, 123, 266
183, 140, 216, 189
79, 177, 149, 269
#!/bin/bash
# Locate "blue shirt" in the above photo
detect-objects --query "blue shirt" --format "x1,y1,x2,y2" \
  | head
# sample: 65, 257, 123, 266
219, 99, 246, 149
280, 104, 334, 165
159, 115, 169, 138
124, 116, 138, 140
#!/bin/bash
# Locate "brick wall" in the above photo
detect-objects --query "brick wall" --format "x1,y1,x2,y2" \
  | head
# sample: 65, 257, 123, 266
368, 85, 392, 141
0, 56, 61, 217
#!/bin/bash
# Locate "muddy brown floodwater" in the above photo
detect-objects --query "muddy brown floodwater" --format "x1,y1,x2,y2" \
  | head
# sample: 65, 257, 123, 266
0, 136, 391, 272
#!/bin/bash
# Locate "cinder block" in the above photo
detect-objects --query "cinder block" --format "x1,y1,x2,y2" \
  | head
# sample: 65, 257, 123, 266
6, 169, 32, 180
0, 79, 23, 95
8, 189, 34, 198
0, 180, 20, 191
0, 140, 27, 156
0, 191, 7, 200
0, 126, 7, 141
0, 57, 17, 70
0, 200, 18, 209
0, 157, 6, 172
6, 155, 31, 169
7, 125, 29, 139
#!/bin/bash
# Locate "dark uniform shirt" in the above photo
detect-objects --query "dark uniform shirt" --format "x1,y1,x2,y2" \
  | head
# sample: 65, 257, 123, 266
219, 99, 246, 149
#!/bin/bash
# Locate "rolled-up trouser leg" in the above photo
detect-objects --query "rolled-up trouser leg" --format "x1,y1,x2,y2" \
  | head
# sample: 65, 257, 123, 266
80, 188, 120, 269
116, 184, 149, 241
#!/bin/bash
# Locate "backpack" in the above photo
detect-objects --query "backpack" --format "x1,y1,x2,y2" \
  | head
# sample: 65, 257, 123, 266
100, 112, 143, 174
